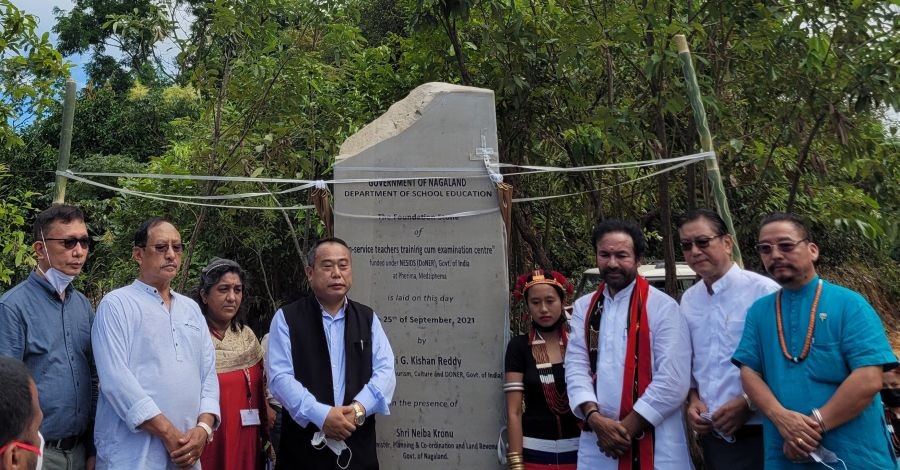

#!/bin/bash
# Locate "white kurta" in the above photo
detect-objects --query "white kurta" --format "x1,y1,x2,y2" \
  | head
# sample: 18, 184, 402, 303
565, 279, 692, 469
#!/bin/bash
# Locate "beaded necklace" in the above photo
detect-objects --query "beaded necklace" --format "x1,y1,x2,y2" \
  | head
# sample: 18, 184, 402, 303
775, 279, 823, 363
529, 329, 570, 416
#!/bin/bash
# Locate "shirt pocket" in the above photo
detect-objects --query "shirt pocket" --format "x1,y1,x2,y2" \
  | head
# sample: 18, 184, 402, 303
806, 342, 849, 384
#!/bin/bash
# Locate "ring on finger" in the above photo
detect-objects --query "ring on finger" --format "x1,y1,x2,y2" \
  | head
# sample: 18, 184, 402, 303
797, 437, 804, 445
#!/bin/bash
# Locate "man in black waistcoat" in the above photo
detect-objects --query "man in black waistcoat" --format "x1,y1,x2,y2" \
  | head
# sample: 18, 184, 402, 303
266, 238, 396, 469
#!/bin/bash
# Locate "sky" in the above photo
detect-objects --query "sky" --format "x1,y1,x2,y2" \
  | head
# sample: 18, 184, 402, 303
13, 0, 186, 87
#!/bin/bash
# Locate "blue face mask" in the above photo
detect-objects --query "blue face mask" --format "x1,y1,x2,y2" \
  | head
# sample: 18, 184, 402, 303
38, 230, 75, 295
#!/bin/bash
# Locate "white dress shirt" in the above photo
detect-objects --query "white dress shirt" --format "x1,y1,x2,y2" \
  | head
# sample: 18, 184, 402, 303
266, 299, 396, 430
681, 264, 778, 424
566, 279, 692, 469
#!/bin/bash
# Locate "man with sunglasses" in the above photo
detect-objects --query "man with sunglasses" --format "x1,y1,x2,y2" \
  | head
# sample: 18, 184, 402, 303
92, 217, 220, 469
0, 205, 96, 470
677, 209, 778, 469
0, 357, 44, 470
733, 212, 897, 468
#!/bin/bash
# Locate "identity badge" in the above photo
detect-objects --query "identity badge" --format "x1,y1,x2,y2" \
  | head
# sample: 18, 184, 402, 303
241, 409, 261, 426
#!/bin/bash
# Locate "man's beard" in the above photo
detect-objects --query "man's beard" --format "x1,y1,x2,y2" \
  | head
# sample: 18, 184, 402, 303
601, 266, 636, 291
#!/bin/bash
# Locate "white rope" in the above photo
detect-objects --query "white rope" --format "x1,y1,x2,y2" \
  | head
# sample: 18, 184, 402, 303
512, 158, 699, 203
61, 172, 314, 210
66, 151, 713, 185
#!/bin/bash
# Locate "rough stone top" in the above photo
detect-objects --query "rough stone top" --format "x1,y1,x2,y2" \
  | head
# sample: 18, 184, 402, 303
337, 82, 492, 159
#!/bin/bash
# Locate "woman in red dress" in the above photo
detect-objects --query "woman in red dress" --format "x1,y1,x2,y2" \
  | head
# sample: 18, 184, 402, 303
192, 258, 268, 470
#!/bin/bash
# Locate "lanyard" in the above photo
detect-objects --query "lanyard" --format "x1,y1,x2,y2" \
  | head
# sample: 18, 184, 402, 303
242, 368, 253, 407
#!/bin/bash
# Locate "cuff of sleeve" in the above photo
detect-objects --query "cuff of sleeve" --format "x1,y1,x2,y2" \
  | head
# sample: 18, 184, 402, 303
309, 402, 332, 431
354, 386, 383, 417
570, 391, 597, 419
126, 397, 162, 432
199, 398, 222, 429
633, 399, 663, 427
731, 355, 758, 372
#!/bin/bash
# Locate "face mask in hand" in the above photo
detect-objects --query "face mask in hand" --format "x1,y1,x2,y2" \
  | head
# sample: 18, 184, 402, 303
809, 446, 847, 470
881, 388, 900, 408
311, 431, 352, 470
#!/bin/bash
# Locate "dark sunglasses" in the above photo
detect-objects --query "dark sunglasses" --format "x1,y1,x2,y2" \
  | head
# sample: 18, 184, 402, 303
755, 238, 808, 255
137, 242, 185, 254
679, 235, 723, 251
44, 237, 91, 250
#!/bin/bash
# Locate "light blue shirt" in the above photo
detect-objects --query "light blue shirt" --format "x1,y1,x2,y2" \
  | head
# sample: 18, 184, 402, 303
733, 276, 897, 469
266, 298, 396, 430
92, 280, 220, 470
0, 272, 95, 441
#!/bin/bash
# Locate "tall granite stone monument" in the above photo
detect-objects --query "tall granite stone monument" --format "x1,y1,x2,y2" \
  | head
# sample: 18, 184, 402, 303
334, 82, 508, 469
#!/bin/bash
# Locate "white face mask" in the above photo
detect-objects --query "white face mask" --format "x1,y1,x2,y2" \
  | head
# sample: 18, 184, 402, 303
311, 431, 352, 469
34, 431, 44, 470
810, 446, 847, 470
38, 230, 75, 295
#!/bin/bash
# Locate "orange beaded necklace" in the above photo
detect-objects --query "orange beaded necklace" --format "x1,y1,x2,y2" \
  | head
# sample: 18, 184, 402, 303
775, 279, 823, 363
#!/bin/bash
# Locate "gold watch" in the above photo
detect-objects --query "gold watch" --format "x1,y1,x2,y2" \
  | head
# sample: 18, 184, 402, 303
351, 401, 365, 426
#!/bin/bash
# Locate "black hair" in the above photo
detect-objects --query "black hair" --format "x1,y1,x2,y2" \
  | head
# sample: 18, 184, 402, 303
190, 259, 248, 332
676, 208, 728, 236
0, 357, 34, 447
759, 212, 811, 241
590, 219, 647, 259
307, 237, 352, 266
33, 204, 85, 241
133, 217, 170, 247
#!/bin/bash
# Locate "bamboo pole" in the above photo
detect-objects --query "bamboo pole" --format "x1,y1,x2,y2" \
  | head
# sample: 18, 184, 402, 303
674, 34, 743, 267
52, 79, 77, 204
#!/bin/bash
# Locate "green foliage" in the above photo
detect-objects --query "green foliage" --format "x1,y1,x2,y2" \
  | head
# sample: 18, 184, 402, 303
0, 164, 36, 286
0, 0, 897, 324
0, 0, 68, 148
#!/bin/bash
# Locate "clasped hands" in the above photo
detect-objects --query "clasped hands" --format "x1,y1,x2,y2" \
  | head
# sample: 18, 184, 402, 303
163, 426, 209, 469
322, 404, 363, 441
586, 411, 644, 459
772, 409, 822, 461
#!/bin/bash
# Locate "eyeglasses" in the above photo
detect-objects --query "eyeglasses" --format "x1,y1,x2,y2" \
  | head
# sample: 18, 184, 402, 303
44, 237, 91, 250
679, 235, 723, 251
755, 238, 808, 255
137, 242, 185, 254
0, 440, 42, 456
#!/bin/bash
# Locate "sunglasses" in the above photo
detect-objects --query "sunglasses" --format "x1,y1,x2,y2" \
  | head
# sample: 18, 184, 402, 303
138, 242, 185, 254
44, 237, 91, 250
679, 235, 723, 251
755, 238, 808, 255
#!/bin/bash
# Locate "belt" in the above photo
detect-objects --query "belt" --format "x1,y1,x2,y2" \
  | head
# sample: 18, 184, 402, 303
46, 434, 82, 451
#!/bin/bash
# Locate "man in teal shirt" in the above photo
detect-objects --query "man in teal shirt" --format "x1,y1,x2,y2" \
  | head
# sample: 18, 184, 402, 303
732, 212, 896, 468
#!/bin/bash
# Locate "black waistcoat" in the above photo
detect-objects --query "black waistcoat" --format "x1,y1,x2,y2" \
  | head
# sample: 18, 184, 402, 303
276, 296, 379, 470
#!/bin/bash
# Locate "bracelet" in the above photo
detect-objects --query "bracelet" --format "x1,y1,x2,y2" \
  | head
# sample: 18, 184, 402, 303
584, 409, 601, 424
503, 382, 525, 393
196, 422, 214, 443
811, 408, 828, 434
742, 392, 757, 411
506, 451, 525, 469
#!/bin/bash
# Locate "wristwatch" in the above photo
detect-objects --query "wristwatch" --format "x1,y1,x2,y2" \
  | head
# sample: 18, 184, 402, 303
197, 422, 214, 443
351, 401, 366, 426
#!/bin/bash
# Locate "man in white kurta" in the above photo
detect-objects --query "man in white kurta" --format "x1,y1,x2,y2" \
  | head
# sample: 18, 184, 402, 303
565, 219, 692, 469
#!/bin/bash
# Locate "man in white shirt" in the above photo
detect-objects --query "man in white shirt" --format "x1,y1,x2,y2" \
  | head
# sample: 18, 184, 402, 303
678, 209, 778, 469
566, 219, 692, 469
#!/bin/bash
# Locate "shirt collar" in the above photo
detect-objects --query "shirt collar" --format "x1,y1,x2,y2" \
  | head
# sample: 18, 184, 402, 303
132, 279, 167, 299
708, 263, 741, 296
317, 297, 348, 320
603, 278, 636, 301
783, 274, 821, 297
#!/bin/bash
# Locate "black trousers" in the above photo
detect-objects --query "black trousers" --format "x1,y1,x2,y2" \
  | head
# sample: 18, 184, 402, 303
700, 426, 764, 470
276, 414, 378, 470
